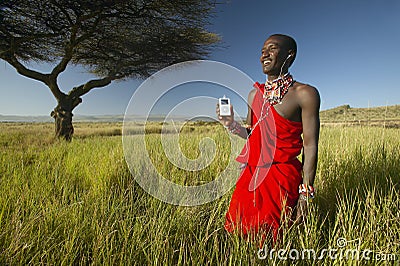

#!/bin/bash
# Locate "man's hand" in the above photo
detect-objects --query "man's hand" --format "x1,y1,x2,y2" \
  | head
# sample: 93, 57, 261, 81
294, 198, 309, 225
216, 103, 234, 127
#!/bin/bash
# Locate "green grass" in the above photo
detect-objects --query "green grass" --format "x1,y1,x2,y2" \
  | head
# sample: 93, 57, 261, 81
0, 122, 399, 265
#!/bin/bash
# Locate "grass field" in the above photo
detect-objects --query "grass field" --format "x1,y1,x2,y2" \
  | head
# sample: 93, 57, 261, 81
0, 122, 399, 265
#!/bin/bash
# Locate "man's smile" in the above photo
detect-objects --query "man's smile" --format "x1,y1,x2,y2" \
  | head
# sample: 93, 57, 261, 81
263, 59, 272, 65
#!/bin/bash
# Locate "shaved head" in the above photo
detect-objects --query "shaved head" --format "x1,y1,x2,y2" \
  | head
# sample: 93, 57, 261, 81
268, 34, 297, 62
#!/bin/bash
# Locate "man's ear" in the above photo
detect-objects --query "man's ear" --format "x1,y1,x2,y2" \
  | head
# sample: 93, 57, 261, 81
287, 50, 296, 65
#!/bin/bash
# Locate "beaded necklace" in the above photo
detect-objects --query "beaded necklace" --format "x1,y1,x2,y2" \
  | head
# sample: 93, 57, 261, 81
263, 72, 294, 105
249, 73, 294, 134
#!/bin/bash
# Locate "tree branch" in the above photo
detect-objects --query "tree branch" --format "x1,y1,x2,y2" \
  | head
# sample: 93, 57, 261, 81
50, 22, 79, 77
68, 76, 113, 98
2, 54, 65, 100
50, 0, 74, 25
78, 10, 102, 23
14, 32, 63, 44
5, 55, 47, 82
75, 14, 103, 44
50, 48, 73, 77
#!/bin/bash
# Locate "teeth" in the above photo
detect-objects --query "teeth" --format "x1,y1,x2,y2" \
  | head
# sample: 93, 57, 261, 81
263, 60, 271, 65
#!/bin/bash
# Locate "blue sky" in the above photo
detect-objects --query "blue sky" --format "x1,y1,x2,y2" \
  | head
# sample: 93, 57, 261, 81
1, 0, 400, 116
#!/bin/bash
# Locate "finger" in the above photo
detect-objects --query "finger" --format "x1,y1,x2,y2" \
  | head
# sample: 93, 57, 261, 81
294, 215, 302, 225
295, 213, 305, 225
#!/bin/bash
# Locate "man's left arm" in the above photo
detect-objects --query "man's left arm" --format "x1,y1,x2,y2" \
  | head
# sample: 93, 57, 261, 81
299, 85, 320, 187
295, 85, 320, 223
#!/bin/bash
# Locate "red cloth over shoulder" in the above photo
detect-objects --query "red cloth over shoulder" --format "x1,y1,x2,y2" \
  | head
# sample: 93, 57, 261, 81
236, 82, 303, 166
225, 82, 304, 242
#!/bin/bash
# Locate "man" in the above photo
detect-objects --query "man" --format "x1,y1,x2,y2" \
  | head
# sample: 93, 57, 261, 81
217, 34, 320, 241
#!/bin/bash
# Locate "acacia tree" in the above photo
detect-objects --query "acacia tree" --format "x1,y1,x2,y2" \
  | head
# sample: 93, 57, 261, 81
0, 0, 219, 140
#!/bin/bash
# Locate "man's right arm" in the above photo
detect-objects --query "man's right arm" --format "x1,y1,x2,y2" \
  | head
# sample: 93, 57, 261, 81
246, 89, 256, 126
235, 88, 256, 139
216, 89, 256, 139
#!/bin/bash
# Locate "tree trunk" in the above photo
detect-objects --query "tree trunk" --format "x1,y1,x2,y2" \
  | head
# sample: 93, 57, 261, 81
51, 106, 74, 141
50, 96, 82, 141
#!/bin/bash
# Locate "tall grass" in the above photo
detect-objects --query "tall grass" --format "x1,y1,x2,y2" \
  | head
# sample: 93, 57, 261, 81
0, 123, 399, 265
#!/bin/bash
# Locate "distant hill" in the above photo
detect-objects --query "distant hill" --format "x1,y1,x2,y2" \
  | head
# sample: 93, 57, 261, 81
0, 114, 124, 123
2, 104, 400, 126
320, 104, 400, 127
0, 115, 51, 122
0, 114, 189, 123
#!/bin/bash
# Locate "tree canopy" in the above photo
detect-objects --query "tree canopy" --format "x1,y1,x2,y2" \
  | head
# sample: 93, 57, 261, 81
0, 0, 220, 139
0, 0, 220, 93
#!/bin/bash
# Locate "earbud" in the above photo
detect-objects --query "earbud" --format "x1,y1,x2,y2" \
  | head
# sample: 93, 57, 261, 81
287, 54, 293, 59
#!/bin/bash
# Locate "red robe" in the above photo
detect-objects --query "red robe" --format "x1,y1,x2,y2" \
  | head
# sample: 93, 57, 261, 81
224, 82, 303, 240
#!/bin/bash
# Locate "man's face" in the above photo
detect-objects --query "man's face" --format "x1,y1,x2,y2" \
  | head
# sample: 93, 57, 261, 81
260, 36, 289, 76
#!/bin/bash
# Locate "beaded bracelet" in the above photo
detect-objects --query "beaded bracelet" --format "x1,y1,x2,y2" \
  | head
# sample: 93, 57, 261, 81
298, 184, 315, 201
299, 194, 313, 202
227, 120, 241, 134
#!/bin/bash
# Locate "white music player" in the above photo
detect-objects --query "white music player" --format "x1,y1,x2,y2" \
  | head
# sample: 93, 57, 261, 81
219, 95, 231, 116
